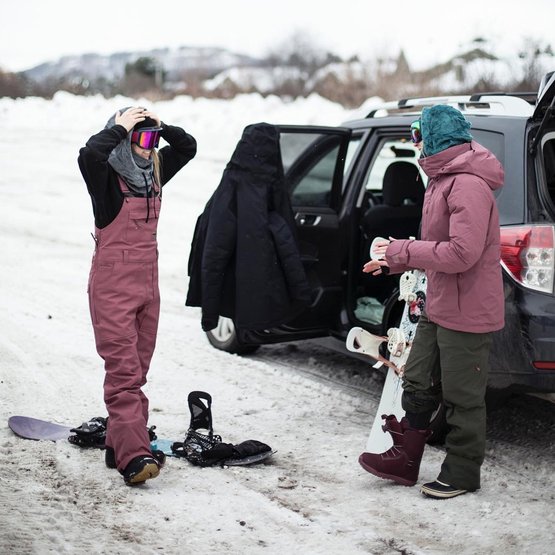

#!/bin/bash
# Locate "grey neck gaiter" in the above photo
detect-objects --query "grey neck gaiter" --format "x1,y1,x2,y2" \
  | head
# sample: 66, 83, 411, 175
105, 108, 155, 196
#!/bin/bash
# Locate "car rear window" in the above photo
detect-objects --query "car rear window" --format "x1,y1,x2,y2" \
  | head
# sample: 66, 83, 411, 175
471, 129, 505, 166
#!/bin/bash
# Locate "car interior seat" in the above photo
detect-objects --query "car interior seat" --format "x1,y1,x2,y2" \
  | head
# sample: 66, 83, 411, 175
362, 161, 425, 242
356, 161, 425, 312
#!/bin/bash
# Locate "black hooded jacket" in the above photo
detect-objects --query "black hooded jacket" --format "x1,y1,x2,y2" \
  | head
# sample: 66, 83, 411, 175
186, 123, 311, 332
78, 123, 197, 228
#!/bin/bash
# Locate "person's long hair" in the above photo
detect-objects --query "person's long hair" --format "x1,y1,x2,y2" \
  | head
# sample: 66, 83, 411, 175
152, 149, 162, 191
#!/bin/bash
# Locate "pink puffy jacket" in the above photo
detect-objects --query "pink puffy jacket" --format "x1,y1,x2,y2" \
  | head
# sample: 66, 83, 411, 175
386, 141, 505, 333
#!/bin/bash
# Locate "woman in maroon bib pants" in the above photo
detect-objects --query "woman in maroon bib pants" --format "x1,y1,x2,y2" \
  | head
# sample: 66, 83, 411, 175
78, 107, 196, 484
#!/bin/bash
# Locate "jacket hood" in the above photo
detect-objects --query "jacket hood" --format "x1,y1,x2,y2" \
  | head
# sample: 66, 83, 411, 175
104, 106, 155, 196
419, 141, 504, 191
227, 122, 282, 176
421, 105, 473, 156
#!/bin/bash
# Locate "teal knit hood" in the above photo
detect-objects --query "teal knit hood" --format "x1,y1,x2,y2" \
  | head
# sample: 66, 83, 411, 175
420, 105, 473, 156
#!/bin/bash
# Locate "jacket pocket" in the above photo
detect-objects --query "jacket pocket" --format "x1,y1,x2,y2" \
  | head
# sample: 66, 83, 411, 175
88, 263, 116, 326
126, 210, 157, 244
427, 272, 459, 321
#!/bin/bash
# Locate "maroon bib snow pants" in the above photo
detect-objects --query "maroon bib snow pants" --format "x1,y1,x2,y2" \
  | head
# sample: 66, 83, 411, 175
88, 178, 161, 471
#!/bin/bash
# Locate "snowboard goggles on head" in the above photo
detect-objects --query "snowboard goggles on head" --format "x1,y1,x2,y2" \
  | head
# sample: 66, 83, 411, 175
131, 127, 162, 150
410, 120, 422, 144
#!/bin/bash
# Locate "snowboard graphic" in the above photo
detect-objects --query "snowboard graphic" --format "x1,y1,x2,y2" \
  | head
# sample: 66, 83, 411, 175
347, 269, 427, 453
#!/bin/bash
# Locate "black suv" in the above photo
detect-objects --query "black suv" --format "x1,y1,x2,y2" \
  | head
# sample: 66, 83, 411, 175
203, 72, 555, 395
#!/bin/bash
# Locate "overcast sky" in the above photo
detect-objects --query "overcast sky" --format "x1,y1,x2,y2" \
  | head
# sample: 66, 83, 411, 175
2, 0, 554, 72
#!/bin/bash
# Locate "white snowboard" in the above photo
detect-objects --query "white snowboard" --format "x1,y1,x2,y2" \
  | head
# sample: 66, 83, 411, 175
346, 269, 427, 453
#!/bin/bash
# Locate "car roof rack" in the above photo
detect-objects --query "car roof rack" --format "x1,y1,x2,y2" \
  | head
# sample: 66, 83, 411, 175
365, 93, 535, 119
468, 92, 537, 105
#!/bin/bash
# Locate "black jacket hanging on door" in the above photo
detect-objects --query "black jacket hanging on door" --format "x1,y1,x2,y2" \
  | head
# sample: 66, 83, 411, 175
186, 123, 311, 332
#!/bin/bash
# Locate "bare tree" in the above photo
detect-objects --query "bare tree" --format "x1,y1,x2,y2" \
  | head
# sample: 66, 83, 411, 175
120, 57, 166, 97
264, 31, 337, 76
516, 38, 554, 91
0, 69, 28, 98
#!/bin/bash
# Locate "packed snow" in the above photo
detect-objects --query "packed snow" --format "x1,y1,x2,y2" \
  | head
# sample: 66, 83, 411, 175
0, 92, 553, 555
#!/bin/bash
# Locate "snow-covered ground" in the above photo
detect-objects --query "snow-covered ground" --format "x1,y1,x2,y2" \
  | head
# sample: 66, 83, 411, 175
0, 92, 553, 554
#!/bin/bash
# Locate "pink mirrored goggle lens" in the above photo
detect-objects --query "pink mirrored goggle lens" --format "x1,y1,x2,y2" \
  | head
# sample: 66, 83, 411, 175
131, 128, 161, 149
410, 120, 422, 144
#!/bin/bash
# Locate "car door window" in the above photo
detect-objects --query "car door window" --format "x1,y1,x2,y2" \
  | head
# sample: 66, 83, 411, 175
363, 139, 426, 203
344, 136, 362, 175
280, 131, 349, 209
290, 145, 338, 207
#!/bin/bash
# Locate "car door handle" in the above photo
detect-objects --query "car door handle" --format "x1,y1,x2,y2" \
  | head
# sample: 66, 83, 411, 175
296, 213, 321, 226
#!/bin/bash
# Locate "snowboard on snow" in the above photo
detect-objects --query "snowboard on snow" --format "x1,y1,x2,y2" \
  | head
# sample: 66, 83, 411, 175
8, 391, 275, 467
8, 415, 73, 441
8, 415, 164, 451
149, 438, 274, 466
346, 268, 427, 453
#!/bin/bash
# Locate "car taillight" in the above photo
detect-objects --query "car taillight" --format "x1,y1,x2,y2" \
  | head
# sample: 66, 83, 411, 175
500, 225, 555, 293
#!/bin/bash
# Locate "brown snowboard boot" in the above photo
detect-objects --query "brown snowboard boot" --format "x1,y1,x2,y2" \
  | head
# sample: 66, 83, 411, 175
359, 422, 431, 486
380, 414, 410, 447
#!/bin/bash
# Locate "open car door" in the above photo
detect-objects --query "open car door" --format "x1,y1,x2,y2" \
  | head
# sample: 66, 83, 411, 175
238, 125, 352, 345
533, 71, 555, 122
530, 71, 555, 220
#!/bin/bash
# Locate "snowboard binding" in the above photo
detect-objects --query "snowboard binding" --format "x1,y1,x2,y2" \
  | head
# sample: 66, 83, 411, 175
188, 390, 214, 432
171, 391, 273, 467
67, 417, 157, 449
345, 327, 402, 374
68, 416, 107, 448
172, 391, 223, 465
386, 327, 406, 358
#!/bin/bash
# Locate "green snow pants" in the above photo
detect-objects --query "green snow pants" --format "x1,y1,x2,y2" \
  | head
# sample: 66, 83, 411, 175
401, 314, 492, 490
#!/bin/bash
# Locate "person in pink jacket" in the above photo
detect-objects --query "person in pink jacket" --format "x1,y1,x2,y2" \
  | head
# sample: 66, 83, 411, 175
359, 105, 505, 499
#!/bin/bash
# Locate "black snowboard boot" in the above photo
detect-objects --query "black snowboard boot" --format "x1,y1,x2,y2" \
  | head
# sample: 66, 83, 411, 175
122, 455, 160, 485
421, 480, 472, 499
106, 447, 165, 470
151, 449, 166, 468
105, 424, 159, 469
105, 446, 116, 469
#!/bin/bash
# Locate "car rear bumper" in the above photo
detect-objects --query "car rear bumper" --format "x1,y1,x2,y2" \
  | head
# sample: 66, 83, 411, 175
490, 283, 555, 393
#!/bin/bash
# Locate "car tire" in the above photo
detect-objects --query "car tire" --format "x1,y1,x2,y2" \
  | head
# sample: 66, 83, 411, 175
485, 387, 513, 410
205, 316, 260, 355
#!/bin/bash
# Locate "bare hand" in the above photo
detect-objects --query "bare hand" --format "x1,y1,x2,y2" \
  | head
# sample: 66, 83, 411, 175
362, 259, 390, 276
115, 107, 147, 132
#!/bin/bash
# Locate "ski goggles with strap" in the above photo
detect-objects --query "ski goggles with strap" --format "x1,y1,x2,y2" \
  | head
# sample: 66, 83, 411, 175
410, 120, 422, 144
131, 127, 162, 150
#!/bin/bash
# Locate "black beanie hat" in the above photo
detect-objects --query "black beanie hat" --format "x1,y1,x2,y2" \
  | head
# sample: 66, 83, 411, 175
134, 116, 159, 130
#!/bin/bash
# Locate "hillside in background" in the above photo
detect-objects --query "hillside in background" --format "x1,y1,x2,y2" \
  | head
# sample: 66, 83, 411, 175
1, 35, 553, 107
